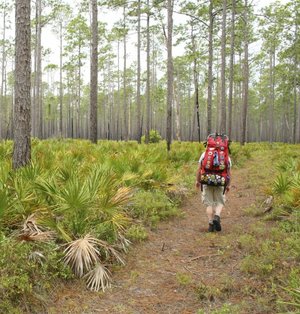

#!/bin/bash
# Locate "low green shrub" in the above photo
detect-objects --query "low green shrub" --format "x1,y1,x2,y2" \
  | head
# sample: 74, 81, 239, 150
125, 225, 148, 242
0, 237, 72, 313
131, 190, 180, 226
141, 130, 162, 143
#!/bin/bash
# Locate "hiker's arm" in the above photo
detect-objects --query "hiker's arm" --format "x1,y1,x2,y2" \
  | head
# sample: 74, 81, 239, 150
226, 159, 231, 192
195, 163, 201, 189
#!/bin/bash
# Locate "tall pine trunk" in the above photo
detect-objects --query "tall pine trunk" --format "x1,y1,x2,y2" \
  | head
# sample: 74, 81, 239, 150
166, 0, 173, 151
207, 0, 213, 136
191, 23, 200, 142
228, 0, 235, 139
220, 0, 227, 133
136, 0, 142, 143
13, 0, 31, 169
145, 0, 150, 144
90, 0, 98, 144
59, 21, 63, 137
240, 0, 249, 146
123, 5, 128, 141
0, 7, 6, 139
293, 20, 298, 143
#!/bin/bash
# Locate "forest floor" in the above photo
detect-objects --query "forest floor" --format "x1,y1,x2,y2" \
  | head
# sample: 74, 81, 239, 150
48, 157, 268, 314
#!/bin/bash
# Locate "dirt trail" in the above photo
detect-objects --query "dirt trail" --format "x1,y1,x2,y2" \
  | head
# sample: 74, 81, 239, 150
49, 163, 263, 314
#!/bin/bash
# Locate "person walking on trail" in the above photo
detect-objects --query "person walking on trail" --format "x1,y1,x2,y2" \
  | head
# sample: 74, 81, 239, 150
195, 133, 231, 232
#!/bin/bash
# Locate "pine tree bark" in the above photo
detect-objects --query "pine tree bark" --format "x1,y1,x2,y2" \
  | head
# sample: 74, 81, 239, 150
191, 23, 200, 142
240, 0, 249, 146
269, 49, 275, 143
90, 0, 98, 144
123, 5, 128, 141
145, 0, 151, 144
166, 0, 173, 151
136, 0, 142, 143
293, 20, 298, 143
13, 0, 31, 169
34, 0, 42, 138
228, 0, 235, 139
207, 0, 213, 136
0, 7, 6, 139
59, 21, 63, 137
220, 0, 227, 133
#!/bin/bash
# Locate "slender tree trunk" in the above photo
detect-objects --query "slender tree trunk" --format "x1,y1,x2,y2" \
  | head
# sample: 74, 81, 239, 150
13, 0, 31, 169
207, 0, 213, 136
220, 0, 227, 133
0, 7, 6, 139
78, 42, 81, 138
173, 78, 181, 142
166, 0, 174, 151
123, 5, 128, 141
240, 0, 249, 146
59, 21, 63, 137
90, 0, 98, 144
117, 39, 120, 141
145, 0, 151, 144
36, 0, 42, 138
269, 49, 275, 143
191, 23, 200, 142
293, 21, 298, 143
136, 0, 142, 143
228, 0, 235, 139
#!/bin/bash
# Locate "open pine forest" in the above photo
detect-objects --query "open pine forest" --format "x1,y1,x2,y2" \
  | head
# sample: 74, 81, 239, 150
0, 0, 300, 313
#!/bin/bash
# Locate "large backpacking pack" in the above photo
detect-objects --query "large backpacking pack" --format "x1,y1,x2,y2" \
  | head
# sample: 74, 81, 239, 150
200, 133, 230, 193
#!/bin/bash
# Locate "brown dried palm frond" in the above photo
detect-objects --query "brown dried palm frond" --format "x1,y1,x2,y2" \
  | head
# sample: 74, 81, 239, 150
63, 234, 101, 277
19, 231, 55, 242
117, 232, 131, 253
28, 251, 46, 265
22, 214, 42, 233
84, 263, 112, 292
96, 238, 125, 265
19, 214, 55, 242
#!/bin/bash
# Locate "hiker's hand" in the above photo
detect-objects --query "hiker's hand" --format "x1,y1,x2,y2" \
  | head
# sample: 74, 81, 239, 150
226, 186, 230, 193
195, 181, 201, 189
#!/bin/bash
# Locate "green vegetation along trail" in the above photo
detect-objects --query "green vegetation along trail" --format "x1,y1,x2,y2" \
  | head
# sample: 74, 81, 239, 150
49, 160, 264, 314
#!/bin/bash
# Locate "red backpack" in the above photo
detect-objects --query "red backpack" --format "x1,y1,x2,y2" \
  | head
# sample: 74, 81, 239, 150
200, 133, 230, 192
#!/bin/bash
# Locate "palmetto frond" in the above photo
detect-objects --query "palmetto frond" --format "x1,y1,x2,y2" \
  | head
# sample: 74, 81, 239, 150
111, 187, 133, 207
63, 234, 101, 277
84, 263, 112, 292
63, 234, 125, 279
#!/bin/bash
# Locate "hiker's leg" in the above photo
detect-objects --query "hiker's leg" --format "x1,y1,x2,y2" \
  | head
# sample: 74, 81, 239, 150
215, 203, 223, 217
212, 187, 226, 231
206, 205, 214, 221
202, 186, 215, 231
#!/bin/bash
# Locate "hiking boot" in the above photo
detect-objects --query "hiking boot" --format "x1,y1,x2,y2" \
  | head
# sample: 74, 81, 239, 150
213, 215, 222, 232
208, 223, 215, 232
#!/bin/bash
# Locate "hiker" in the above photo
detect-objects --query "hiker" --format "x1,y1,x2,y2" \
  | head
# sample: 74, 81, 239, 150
195, 133, 231, 232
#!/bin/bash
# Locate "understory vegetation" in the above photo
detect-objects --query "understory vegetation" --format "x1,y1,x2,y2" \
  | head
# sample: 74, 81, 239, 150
0, 139, 202, 312
0, 140, 299, 313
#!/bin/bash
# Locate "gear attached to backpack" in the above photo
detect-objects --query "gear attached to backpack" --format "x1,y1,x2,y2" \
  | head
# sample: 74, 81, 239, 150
200, 133, 230, 193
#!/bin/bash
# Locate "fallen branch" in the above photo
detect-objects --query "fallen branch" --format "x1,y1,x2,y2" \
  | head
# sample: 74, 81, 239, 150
189, 253, 221, 262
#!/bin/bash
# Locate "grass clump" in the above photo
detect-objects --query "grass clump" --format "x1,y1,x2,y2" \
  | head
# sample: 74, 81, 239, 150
235, 144, 300, 313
